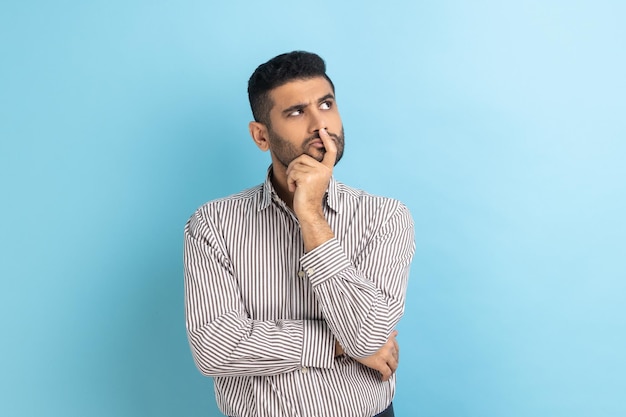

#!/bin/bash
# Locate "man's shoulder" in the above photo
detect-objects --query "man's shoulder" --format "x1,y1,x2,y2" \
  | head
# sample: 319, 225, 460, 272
334, 181, 414, 242
190, 184, 264, 219
335, 180, 407, 208
333, 180, 412, 226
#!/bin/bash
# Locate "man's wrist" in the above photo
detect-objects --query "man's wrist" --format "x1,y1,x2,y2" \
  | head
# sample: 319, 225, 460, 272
335, 340, 345, 357
294, 203, 325, 223
299, 210, 334, 252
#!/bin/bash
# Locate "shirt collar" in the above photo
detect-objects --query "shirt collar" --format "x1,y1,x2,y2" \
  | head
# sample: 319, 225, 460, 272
258, 165, 341, 213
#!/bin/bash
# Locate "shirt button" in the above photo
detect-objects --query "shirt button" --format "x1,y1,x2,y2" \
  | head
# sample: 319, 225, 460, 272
306, 267, 315, 276
301, 367, 309, 374
298, 270, 305, 278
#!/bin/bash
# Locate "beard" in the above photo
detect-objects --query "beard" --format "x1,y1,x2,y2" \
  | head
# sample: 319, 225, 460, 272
267, 126, 345, 168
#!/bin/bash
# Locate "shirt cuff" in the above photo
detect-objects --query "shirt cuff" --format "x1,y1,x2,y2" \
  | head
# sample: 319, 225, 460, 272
300, 238, 351, 287
301, 320, 335, 369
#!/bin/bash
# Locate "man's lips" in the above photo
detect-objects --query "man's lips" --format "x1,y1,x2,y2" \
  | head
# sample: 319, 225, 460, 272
309, 139, 325, 149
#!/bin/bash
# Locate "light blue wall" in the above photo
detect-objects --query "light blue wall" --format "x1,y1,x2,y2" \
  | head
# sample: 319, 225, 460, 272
1, 1, 624, 416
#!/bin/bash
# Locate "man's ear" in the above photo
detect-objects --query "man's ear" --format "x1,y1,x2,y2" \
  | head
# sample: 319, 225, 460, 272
249, 121, 270, 152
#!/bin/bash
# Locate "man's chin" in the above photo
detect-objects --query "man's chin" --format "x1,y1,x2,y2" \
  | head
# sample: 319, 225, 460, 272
304, 149, 325, 163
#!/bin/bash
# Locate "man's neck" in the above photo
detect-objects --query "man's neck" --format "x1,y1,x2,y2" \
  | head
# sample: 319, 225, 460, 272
269, 164, 294, 210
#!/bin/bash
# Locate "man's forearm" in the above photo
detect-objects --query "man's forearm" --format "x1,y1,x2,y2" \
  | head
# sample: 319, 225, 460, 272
299, 210, 335, 252
187, 317, 336, 377
300, 204, 415, 358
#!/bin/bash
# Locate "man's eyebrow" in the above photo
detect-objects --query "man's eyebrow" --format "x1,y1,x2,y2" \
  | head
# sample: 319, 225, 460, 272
282, 103, 306, 116
317, 93, 335, 104
281, 93, 336, 116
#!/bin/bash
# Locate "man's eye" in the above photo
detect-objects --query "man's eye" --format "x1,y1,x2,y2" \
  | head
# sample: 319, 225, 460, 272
289, 110, 302, 116
320, 101, 332, 110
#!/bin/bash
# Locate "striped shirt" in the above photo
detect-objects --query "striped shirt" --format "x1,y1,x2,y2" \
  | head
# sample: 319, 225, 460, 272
184, 169, 415, 417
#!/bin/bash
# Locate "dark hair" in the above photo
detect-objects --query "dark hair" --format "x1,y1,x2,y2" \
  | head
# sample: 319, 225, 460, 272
247, 51, 335, 126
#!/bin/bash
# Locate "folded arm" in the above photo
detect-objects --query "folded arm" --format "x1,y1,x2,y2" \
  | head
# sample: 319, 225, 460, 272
184, 212, 335, 377
301, 202, 415, 359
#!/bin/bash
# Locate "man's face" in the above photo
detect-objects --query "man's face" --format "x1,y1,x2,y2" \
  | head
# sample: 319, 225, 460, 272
266, 77, 344, 168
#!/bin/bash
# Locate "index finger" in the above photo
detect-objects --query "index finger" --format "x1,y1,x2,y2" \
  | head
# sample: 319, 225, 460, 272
319, 128, 337, 169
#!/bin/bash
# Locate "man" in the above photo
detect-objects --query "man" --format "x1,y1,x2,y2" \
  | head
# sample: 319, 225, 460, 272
184, 51, 415, 417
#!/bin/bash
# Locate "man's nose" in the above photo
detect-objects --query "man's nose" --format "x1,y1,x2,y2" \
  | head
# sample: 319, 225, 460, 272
308, 110, 327, 133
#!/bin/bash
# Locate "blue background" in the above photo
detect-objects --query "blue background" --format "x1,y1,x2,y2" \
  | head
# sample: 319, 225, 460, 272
1, 1, 624, 416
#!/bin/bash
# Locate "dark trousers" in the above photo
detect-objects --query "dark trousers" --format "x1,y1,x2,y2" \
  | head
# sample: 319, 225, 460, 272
373, 403, 394, 417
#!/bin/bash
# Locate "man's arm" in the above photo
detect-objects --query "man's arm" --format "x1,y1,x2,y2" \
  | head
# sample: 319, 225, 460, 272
287, 129, 415, 359
335, 331, 400, 382
184, 211, 336, 377
302, 204, 414, 358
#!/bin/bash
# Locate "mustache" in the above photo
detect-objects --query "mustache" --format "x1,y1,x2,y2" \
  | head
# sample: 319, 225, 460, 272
303, 130, 341, 146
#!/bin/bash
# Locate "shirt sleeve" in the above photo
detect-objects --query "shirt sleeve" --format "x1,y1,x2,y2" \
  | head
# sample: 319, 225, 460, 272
184, 209, 336, 377
300, 201, 415, 358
